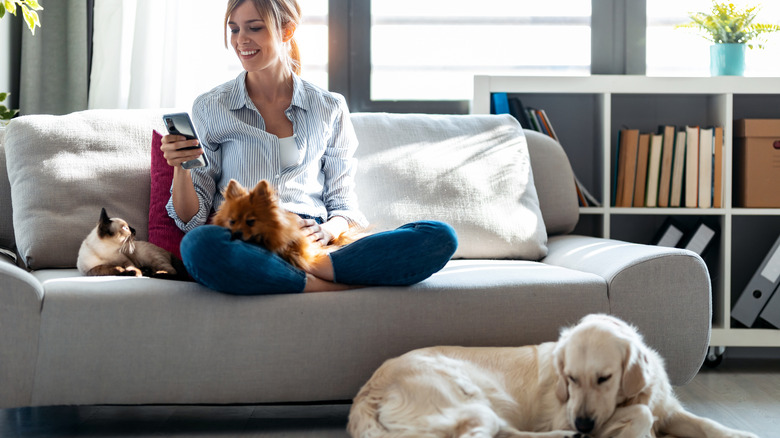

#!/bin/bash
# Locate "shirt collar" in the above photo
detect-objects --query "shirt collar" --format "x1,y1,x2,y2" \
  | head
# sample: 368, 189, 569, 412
226, 71, 309, 112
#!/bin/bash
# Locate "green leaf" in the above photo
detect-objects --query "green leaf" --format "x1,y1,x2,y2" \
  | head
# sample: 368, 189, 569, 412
0, 92, 8, 102
20, 4, 40, 35
3, 0, 16, 16
0, 5, 6, 19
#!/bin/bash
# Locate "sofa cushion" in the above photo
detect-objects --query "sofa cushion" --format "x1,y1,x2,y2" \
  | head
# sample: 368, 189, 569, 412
352, 113, 548, 260
4, 109, 166, 269
29, 262, 607, 405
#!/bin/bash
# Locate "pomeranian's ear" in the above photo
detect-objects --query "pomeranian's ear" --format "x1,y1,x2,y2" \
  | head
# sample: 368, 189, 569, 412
224, 179, 247, 200
250, 180, 276, 203
252, 180, 271, 196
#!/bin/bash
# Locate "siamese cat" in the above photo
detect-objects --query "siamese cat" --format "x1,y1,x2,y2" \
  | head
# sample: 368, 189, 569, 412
77, 208, 187, 280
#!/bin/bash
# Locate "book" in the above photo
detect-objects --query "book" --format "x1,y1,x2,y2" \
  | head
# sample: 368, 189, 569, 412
645, 133, 664, 207
537, 109, 559, 141
632, 133, 651, 207
669, 130, 687, 207
508, 97, 534, 130
684, 126, 700, 208
614, 129, 639, 207
491, 92, 510, 115
713, 126, 724, 208
657, 125, 676, 207
698, 127, 714, 208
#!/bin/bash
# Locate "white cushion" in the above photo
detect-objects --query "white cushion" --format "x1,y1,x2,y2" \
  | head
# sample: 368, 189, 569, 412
4, 109, 166, 269
352, 113, 548, 260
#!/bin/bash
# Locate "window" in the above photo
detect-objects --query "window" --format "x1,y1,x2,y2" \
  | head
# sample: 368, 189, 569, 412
369, 0, 591, 101
647, 0, 780, 77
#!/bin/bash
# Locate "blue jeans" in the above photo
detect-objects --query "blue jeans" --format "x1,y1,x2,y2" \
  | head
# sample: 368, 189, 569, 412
180, 221, 458, 295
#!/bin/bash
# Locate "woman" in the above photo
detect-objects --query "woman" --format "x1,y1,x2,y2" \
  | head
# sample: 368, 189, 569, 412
161, 0, 457, 294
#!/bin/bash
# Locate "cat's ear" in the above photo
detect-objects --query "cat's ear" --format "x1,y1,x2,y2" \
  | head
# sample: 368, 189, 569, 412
223, 179, 247, 200
99, 208, 111, 225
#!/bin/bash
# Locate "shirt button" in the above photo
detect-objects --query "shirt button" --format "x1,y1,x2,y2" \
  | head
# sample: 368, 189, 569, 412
275, 174, 280, 178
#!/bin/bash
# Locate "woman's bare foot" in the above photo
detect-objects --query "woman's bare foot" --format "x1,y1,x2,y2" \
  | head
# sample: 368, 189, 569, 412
302, 273, 360, 293
306, 253, 336, 281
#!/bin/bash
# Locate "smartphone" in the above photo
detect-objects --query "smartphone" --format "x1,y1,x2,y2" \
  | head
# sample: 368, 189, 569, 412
162, 112, 208, 169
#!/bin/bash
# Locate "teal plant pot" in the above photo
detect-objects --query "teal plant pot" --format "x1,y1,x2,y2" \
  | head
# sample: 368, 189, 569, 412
710, 43, 746, 76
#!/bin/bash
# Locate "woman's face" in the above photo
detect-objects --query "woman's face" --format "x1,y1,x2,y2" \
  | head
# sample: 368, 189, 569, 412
228, 1, 282, 73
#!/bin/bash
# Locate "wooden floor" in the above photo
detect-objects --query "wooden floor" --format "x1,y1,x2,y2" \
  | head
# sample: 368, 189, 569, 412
1, 358, 777, 437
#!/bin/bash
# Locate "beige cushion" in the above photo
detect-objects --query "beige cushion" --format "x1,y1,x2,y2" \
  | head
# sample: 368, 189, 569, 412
352, 113, 548, 260
4, 109, 166, 269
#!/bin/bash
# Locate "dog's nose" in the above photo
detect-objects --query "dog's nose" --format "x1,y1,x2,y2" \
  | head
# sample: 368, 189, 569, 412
574, 417, 595, 433
231, 231, 243, 240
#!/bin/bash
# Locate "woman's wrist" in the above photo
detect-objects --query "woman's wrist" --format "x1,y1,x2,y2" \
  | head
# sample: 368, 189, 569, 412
321, 216, 349, 243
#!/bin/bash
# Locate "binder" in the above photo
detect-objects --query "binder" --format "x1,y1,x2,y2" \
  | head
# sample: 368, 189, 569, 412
680, 221, 717, 256
731, 234, 780, 327
651, 218, 685, 248
759, 284, 780, 328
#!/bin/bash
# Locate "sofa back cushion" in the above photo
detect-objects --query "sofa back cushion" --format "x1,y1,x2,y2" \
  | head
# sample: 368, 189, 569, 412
352, 113, 548, 260
523, 129, 579, 235
4, 109, 166, 269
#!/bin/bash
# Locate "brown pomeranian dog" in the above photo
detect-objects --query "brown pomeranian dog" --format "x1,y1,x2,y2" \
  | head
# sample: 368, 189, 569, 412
213, 179, 361, 271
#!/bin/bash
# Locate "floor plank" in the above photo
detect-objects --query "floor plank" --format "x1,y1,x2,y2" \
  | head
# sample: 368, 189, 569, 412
1, 359, 776, 437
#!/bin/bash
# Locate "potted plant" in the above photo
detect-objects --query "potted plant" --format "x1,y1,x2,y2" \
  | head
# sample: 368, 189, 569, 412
677, 1, 780, 76
0, 0, 43, 127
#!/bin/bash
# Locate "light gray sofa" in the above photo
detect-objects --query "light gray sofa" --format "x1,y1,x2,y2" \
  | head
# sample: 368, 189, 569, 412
0, 109, 711, 409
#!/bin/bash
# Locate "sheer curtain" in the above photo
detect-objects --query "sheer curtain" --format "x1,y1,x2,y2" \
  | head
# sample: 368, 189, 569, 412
88, 0, 236, 110
89, 0, 327, 110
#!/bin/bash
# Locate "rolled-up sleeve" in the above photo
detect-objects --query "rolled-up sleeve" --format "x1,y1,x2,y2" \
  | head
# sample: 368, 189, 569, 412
166, 96, 222, 233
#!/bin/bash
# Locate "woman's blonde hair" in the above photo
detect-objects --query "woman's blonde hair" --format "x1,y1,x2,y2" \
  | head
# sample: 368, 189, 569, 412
224, 0, 302, 75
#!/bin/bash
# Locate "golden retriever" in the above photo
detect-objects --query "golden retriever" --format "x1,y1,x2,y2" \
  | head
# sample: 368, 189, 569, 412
348, 314, 758, 438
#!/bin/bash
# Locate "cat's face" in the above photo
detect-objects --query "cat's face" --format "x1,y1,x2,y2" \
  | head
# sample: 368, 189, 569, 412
97, 207, 136, 246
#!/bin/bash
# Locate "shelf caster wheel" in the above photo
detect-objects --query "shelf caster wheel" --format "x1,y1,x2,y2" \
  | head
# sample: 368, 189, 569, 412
704, 346, 725, 368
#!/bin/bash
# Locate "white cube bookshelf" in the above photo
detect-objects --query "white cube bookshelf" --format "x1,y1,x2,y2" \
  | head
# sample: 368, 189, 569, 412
473, 75, 780, 349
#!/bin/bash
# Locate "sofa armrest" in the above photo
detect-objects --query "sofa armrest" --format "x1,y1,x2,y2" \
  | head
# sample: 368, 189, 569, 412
543, 234, 711, 386
0, 258, 44, 408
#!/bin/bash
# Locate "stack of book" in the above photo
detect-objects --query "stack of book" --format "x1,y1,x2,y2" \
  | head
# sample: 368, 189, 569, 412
612, 125, 724, 208
491, 92, 600, 207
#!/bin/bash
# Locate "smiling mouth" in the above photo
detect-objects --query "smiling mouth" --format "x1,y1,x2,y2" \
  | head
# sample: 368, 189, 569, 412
239, 50, 258, 56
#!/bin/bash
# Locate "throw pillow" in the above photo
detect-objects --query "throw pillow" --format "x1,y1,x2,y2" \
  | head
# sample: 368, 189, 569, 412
149, 129, 184, 259
351, 113, 548, 260
4, 109, 166, 269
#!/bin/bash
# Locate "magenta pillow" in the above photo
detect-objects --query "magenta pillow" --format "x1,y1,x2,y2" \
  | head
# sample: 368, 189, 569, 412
149, 129, 184, 259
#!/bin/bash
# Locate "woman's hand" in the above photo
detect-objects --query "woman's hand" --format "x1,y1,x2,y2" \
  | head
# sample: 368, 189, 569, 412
299, 218, 334, 245
160, 134, 203, 168
299, 216, 349, 246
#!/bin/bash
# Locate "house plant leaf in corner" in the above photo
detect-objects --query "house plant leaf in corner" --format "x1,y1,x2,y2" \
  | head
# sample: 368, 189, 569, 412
677, 1, 780, 76
0, 0, 44, 124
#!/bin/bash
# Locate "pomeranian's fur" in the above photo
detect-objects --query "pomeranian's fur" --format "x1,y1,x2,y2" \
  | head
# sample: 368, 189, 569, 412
77, 208, 187, 279
213, 179, 361, 271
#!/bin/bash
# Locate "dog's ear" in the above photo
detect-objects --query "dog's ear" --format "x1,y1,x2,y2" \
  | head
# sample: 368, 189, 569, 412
620, 343, 649, 400
552, 337, 569, 403
224, 179, 247, 200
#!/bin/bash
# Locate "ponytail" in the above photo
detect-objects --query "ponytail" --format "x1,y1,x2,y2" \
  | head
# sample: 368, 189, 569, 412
289, 37, 301, 75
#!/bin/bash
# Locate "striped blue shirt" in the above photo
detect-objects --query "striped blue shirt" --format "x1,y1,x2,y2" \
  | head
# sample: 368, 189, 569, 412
167, 71, 368, 232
